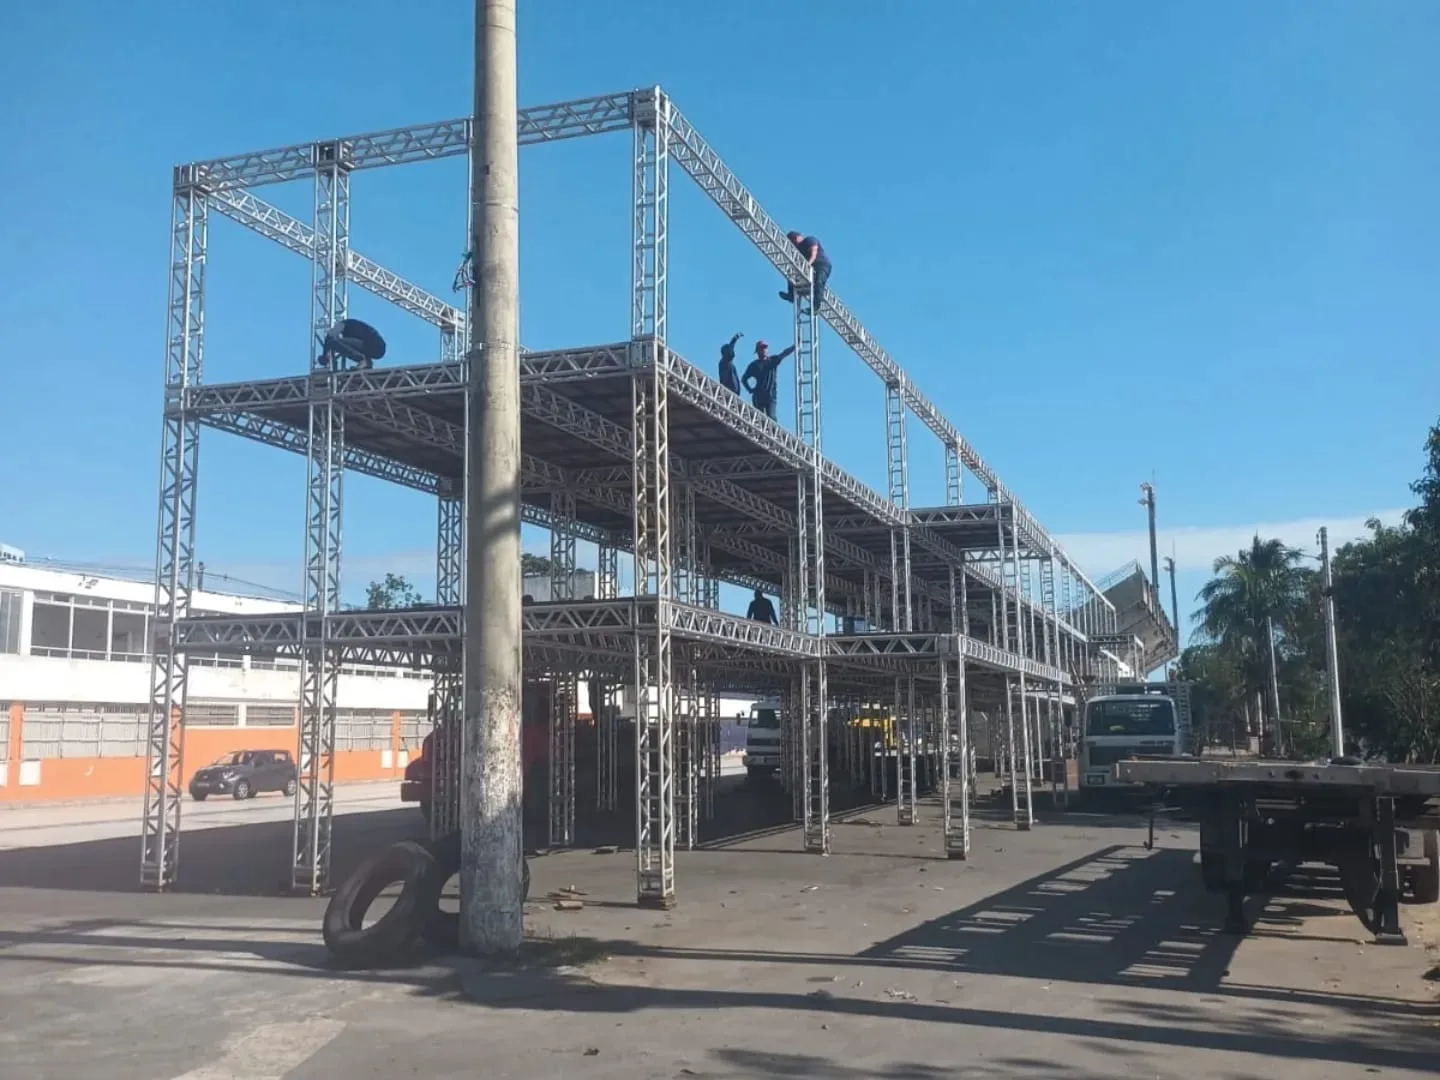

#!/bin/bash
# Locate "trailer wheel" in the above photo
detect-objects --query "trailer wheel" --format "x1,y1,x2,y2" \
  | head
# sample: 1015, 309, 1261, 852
1412, 830, 1440, 905
322, 841, 437, 968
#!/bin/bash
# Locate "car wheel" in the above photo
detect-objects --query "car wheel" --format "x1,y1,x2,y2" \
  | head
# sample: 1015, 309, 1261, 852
191, 792, 207, 802
283, 778, 298, 798
233, 779, 252, 801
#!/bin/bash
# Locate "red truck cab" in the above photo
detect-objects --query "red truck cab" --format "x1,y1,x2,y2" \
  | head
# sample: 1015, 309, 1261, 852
401, 681, 594, 824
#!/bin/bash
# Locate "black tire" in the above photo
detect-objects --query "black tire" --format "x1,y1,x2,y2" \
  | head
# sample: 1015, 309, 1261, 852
322, 840, 438, 968
232, 780, 252, 801
191, 793, 207, 802
420, 830, 531, 954
283, 778, 297, 798
1413, 830, 1440, 905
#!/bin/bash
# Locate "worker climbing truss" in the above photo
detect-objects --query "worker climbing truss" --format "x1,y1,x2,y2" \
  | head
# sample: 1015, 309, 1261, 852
139, 85, 1123, 901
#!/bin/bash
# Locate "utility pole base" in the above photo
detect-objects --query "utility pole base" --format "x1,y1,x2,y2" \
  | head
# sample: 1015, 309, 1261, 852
637, 894, 678, 911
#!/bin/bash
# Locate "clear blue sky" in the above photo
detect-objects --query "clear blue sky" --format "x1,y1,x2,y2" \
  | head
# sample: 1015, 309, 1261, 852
1, 1, 1436, 626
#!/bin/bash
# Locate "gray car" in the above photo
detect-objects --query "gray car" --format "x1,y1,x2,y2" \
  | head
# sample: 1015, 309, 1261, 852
189, 749, 298, 801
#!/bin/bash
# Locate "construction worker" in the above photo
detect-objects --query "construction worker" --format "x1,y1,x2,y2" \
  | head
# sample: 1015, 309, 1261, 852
746, 590, 778, 625
741, 340, 795, 422
778, 231, 832, 311
319, 318, 386, 371
718, 332, 743, 394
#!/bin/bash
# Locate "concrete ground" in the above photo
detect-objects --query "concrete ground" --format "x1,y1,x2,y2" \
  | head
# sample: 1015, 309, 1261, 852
0, 781, 1437, 1079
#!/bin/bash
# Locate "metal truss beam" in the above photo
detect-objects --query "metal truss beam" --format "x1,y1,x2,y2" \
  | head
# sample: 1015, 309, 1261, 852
658, 94, 1106, 611
210, 189, 465, 334
187, 93, 635, 192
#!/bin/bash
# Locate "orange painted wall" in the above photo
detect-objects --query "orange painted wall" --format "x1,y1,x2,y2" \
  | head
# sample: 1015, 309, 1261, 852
0, 704, 411, 805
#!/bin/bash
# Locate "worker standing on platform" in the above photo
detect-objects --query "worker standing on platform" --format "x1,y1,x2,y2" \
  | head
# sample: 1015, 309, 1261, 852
741, 340, 795, 422
778, 231, 832, 311
718, 332, 744, 394
746, 590, 778, 625
319, 318, 387, 371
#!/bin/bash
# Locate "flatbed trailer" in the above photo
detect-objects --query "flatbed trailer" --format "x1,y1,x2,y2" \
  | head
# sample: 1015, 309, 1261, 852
1116, 757, 1440, 945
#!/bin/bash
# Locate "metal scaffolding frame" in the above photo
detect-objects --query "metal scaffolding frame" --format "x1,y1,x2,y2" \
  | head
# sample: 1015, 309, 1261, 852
139, 84, 1121, 902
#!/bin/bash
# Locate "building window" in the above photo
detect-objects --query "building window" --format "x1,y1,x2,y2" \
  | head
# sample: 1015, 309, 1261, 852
30, 601, 70, 654
71, 606, 108, 659
0, 589, 20, 654
110, 611, 148, 658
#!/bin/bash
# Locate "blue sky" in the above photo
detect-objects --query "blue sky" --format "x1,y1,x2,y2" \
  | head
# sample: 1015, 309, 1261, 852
1, 1, 1436, 637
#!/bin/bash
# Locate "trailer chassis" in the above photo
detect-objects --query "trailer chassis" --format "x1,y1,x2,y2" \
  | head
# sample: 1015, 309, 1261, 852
1117, 758, 1440, 946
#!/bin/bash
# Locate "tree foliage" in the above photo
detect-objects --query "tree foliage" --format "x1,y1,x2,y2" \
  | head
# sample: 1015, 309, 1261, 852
520, 553, 552, 577
365, 572, 423, 610
1181, 418, 1440, 762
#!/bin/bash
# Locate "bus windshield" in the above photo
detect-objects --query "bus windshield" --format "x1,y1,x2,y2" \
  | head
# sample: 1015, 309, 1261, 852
1085, 698, 1176, 738
749, 707, 780, 730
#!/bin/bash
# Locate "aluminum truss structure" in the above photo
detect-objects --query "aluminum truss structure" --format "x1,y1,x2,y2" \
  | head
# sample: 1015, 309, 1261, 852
143, 85, 1117, 902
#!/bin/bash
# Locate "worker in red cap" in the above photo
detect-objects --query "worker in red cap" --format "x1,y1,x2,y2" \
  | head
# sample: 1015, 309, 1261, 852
741, 339, 796, 422
778, 231, 831, 311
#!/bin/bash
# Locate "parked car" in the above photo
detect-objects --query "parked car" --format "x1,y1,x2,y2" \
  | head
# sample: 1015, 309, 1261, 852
189, 749, 298, 802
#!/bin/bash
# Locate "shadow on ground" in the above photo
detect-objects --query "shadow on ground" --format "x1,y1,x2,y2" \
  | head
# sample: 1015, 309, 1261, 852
0, 775, 846, 897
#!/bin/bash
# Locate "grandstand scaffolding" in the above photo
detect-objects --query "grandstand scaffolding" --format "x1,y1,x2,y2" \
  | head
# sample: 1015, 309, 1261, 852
140, 86, 1120, 905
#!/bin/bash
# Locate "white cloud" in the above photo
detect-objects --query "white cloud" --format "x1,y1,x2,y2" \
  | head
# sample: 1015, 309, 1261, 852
1056, 508, 1410, 578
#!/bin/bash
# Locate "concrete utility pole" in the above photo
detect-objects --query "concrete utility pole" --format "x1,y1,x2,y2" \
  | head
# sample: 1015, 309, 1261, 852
1139, 482, 1160, 613
1318, 527, 1345, 759
461, 0, 523, 955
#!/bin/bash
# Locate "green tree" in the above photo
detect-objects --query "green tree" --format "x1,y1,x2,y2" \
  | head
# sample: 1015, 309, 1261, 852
520, 553, 552, 578
1192, 536, 1314, 744
366, 572, 423, 609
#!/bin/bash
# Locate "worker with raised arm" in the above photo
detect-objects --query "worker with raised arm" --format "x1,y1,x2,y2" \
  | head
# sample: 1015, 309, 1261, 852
741, 339, 795, 422
718, 332, 744, 394
746, 589, 778, 625
319, 318, 387, 371
778, 231, 832, 311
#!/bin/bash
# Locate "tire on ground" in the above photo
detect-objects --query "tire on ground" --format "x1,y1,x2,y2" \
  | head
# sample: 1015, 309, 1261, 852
421, 830, 532, 954
322, 840, 438, 968
1413, 829, 1440, 905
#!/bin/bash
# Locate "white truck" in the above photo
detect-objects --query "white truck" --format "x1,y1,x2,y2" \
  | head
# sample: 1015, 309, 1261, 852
743, 697, 783, 783
1078, 681, 1193, 795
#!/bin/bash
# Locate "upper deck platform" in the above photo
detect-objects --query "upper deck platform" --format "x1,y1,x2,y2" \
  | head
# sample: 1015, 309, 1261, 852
180, 341, 1082, 641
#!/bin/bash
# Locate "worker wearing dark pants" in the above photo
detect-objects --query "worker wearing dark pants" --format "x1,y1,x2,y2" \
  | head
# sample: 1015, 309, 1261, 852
778, 231, 832, 312
319, 318, 387, 371
718, 332, 743, 394
741, 340, 795, 422
746, 590, 778, 625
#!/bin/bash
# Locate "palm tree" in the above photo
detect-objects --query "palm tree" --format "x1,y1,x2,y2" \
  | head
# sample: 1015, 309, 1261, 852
1193, 535, 1312, 748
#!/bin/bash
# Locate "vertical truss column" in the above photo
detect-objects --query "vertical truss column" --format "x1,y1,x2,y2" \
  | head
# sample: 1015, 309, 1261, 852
675, 657, 698, 849
594, 548, 620, 817
632, 87, 674, 907
294, 140, 351, 896
550, 492, 578, 600
597, 545, 619, 600
791, 277, 829, 855
990, 491, 1011, 652
1019, 558, 1042, 780
141, 174, 207, 892
785, 678, 802, 820
946, 652, 971, 859
1015, 673, 1036, 830
594, 675, 619, 812
896, 676, 917, 825
885, 383, 913, 631
672, 484, 697, 604
700, 681, 719, 821
430, 484, 465, 839
945, 441, 963, 506
631, 361, 675, 907
548, 671, 577, 847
